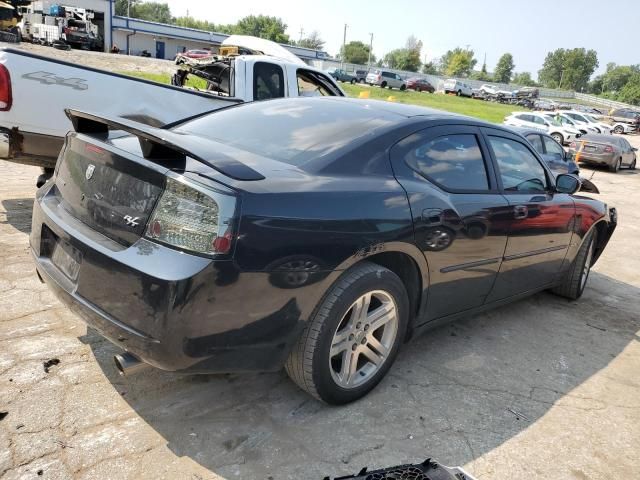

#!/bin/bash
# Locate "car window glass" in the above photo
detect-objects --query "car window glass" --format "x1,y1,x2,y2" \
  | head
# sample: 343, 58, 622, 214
402, 134, 489, 191
532, 116, 546, 125
542, 136, 564, 160
253, 62, 285, 101
488, 136, 548, 192
296, 70, 335, 97
526, 134, 543, 153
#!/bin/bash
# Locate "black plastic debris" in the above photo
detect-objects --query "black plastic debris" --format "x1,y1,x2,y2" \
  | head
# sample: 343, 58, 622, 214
325, 458, 476, 480
0, 411, 7, 421
43, 359, 60, 373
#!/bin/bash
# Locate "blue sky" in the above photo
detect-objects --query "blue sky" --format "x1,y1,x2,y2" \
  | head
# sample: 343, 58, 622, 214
164, 0, 638, 78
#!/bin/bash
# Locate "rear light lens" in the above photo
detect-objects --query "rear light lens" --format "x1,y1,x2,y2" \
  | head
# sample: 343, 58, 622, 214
145, 177, 236, 256
0, 64, 12, 111
604, 145, 614, 153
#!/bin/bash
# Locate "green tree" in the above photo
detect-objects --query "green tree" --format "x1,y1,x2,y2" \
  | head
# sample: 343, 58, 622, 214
472, 61, 492, 81
494, 53, 514, 83
617, 73, 640, 105
121, 1, 172, 23
422, 61, 438, 75
340, 41, 374, 64
538, 48, 598, 91
296, 31, 325, 50
441, 48, 477, 77
114, 0, 141, 16
512, 72, 537, 87
233, 15, 290, 43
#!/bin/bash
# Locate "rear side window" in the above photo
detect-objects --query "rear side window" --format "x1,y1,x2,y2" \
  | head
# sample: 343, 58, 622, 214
532, 116, 546, 126
382, 72, 393, 78
488, 136, 548, 192
542, 136, 564, 160
526, 134, 543, 153
253, 62, 285, 101
401, 134, 490, 191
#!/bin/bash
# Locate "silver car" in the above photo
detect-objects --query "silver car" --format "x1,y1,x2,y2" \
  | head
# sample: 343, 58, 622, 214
366, 69, 406, 90
571, 134, 637, 172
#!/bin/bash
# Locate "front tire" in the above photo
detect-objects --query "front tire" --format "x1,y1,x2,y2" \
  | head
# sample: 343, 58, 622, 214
629, 158, 636, 170
551, 133, 564, 145
456, 89, 462, 96
613, 125, 624, 134
285, 262, 409, 404
552, 230, 596, 300
350, 78, 356, 84
380, 81, 387, 88
400, 84, 406, 91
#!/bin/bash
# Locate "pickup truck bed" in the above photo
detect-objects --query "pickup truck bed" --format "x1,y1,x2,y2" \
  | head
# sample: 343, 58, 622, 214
0, 48, 239, 169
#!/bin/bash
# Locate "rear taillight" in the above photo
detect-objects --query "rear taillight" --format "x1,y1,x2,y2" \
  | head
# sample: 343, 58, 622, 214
0, 65, 12, 111
604, 145, 614, 153
145, 177, 237, 256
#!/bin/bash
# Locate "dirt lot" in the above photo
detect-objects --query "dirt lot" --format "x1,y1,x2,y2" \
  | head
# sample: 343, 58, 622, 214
1, 46, 639, 479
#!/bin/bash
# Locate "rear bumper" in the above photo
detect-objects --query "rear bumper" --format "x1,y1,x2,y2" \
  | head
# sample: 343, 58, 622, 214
0, 127, 62, 169
30, 185, 321, 374
575, 151, 616, 167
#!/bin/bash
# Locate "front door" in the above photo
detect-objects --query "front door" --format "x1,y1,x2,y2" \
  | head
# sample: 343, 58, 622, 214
390, 125, 511, 321
155, 41, 165, 59
482, 128, 575, 301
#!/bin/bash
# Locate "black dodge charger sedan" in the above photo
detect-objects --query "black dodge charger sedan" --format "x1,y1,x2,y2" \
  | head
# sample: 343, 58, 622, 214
30, 98, 616, 404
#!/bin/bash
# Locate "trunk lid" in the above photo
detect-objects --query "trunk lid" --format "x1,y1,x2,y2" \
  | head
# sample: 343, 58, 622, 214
54, 135, 166, 246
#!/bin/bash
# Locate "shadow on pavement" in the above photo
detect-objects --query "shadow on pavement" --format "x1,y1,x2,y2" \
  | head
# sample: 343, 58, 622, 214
88, 270, 640, 479
1, 198, 34, 234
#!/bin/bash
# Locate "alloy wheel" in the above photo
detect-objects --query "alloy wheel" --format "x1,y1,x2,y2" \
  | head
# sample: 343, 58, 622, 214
329, 290, 398, 389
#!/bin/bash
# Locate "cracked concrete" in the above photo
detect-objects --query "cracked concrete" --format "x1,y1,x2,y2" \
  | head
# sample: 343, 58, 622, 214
1, 131, 640, 478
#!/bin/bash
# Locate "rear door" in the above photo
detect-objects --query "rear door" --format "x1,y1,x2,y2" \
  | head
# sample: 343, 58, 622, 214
390, 124, 511, 321
481, 127, 575, 301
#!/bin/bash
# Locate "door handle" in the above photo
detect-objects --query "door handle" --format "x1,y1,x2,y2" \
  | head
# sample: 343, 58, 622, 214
422, 209, 443, 226
513, 205, 528, 219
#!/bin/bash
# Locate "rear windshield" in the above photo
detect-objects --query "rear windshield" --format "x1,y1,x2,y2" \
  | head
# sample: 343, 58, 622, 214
174, 100, 396, 166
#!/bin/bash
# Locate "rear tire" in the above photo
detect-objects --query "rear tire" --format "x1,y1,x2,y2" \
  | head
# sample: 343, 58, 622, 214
629, 158, 636, 170
400, 84, 406, 91
456, 90, 462, 96
610, 158, 622, 172
380, 81, 387, 88
350, 78, 356, 84
551, 230, 597, 300
359, 78, 365, 84
285, 262, 409, 404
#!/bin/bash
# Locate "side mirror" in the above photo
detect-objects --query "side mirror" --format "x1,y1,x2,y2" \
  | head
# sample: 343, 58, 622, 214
633, 147, 638, 152
556, 174, 581, 194
579, 177, 600, 194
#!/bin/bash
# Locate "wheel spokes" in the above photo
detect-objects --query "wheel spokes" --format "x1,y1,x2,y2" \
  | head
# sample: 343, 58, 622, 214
367, 301, 395, 331
339, 350, 358, 386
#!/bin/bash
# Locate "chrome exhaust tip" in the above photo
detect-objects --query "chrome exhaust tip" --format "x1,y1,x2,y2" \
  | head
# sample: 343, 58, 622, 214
114, 352, 149, 376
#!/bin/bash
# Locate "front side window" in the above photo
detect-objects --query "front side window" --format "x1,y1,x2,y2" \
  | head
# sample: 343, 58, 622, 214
402, 134, 490, 191
296, 69, 337, 97
488, 136, 548, 193
253, 62, 285, 101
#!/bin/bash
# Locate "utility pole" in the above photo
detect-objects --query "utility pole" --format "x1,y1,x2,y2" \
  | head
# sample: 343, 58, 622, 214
341, 23, 347, 67
367, 32, 373, 68
558, 69, 565, 90
127, 0, 130, 17
299, 27, 304, 42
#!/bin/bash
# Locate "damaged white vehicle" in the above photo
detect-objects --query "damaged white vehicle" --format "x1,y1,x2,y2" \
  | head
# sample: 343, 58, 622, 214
0, 35, 344, 185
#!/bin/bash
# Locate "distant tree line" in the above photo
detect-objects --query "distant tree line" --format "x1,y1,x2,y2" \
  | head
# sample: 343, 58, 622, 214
116, 1, 640, 104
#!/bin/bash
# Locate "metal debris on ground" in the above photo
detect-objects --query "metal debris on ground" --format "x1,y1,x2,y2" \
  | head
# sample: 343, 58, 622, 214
43, 358, 60, 373
507, 407, 530, 421
324, 458, 477, 480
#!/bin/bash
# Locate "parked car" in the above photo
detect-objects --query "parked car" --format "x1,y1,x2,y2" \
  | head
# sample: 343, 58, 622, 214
31, 97, 616, 404
513, 86, 539, 99
533, 99, 558, 111
570, 134, 637, 172
326, 68, 357, 84
366, 69, 406, 90
406, 77, 435, 93
508, 127, 580, 175
479, 84, 498, 95
561, 111, 612, 134
175, 49, 213, 64
443, 79, 473, 97
503, 112, 581, 145
354, 69, 368, 83
607, 108, 640, 133
541, 112, 598, 135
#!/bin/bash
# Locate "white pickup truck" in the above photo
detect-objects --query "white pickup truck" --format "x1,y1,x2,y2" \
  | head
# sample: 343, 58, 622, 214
0, 39, 344, 184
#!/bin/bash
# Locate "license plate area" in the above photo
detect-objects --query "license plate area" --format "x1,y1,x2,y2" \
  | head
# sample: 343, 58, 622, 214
584, 145, 597, 152
42, 226, 82, 281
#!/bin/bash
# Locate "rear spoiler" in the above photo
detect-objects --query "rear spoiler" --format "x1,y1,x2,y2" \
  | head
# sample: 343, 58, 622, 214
65, 109, 265, 181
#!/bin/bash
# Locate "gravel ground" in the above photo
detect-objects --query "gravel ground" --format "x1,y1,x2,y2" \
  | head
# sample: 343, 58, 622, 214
0, 45, 639, 479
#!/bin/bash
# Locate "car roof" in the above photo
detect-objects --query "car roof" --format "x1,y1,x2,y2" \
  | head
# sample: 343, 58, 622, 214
504, 126, 551, 138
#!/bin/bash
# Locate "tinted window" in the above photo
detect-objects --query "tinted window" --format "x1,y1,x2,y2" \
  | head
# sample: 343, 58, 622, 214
402, 134, 489, 191
526, 134, 543, 153
175, 99, 395, 167
253, 62, 285, 101
542, 136, 564, 160
488, 136, 548, 192
382, 72, 392, 78
517, 114, 533, 122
